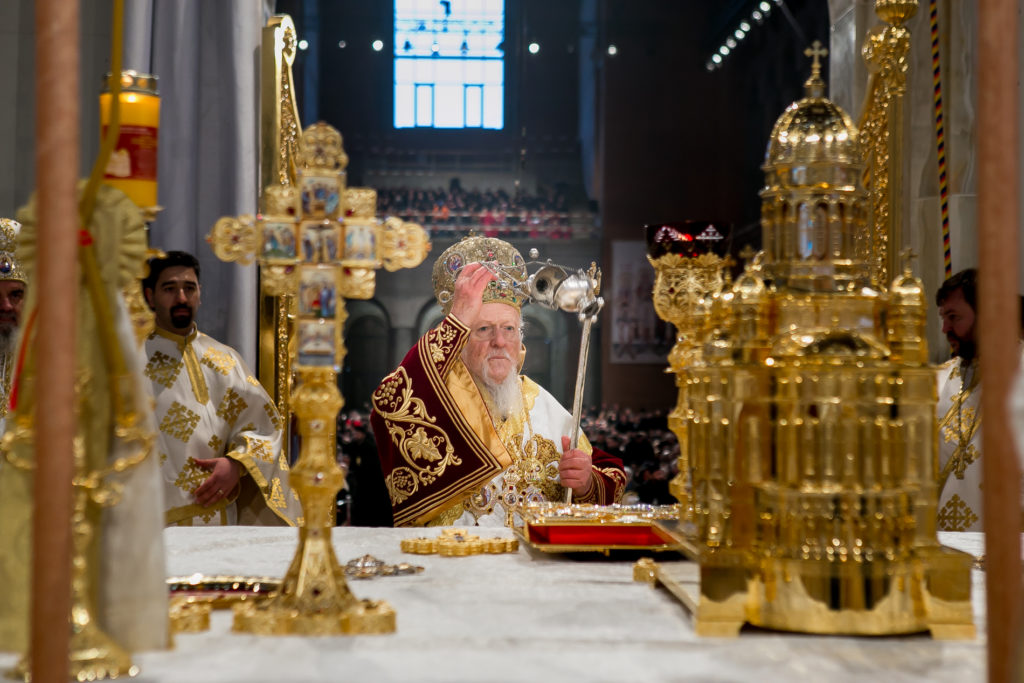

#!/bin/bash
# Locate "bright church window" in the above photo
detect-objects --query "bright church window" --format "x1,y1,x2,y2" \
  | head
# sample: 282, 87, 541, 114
394, 0, 505, 130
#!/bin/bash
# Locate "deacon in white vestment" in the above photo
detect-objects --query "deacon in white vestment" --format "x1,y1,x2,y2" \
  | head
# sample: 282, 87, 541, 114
934, 268, 1009, 532
143, 251, 301, 526
937, 354, 982, 531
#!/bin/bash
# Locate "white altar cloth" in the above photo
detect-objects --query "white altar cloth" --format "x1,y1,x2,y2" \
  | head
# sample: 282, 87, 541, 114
0, 528, 986, 682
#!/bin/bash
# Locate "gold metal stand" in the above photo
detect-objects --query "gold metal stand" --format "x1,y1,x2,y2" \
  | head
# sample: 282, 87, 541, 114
6, 411, 151, 680
232, 367, 395, 635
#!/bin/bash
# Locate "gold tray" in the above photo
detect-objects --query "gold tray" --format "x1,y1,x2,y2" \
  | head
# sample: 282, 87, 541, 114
516, 503, 683, 554
167, 574, 280, 608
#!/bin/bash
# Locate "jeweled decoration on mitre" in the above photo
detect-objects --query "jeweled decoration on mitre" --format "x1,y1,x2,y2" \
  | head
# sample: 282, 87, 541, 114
432, 236, 527, 315
0, 218, 26, 284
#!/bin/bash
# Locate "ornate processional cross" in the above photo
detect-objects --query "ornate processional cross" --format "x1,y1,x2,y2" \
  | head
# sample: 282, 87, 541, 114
207, 121, 429, 635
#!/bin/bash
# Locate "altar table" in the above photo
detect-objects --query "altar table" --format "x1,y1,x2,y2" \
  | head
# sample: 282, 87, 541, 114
0, 528, 987, 682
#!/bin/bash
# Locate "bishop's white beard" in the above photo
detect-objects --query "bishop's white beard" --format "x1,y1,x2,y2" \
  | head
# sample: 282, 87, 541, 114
467, 349, 523, 420
486, 371, 524, 420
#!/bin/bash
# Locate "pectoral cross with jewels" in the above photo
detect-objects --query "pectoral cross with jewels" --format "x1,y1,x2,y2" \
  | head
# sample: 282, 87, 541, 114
207, 121, 430, 636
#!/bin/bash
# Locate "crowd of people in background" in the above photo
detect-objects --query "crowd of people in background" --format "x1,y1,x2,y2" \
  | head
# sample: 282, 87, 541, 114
581, 405, 679, 507
376, 182, 593, 240
334, 403, 680, 526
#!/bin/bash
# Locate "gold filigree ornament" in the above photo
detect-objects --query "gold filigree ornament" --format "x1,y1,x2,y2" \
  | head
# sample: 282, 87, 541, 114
401, 528, 519, 556
298, 121, 349, 172
260, 264, 298, 297
344, 187, 377, 218
380, 216, 431, 273
262, 184, 301, 217
208, 214, 259, 265
338, 267, 376, 300
859, 3, 916, 284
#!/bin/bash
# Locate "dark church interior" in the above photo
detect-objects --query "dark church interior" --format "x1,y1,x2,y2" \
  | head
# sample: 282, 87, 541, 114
268, 0, 829, 525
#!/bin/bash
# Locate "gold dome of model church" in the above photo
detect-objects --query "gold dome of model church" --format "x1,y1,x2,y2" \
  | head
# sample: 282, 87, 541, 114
760, 41, 871, 295
763, 42, 862, 179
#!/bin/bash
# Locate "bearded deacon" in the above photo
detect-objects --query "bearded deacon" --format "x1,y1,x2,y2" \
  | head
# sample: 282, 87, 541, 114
142, 250, 301, 526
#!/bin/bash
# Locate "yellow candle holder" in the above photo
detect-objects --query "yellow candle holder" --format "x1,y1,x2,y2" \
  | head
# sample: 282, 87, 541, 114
99, 70, 160, 209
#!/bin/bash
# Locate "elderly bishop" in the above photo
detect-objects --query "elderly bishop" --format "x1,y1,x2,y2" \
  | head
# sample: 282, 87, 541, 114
371, 237, 625, 527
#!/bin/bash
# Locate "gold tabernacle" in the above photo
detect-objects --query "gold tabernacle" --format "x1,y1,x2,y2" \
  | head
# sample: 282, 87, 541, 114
642, 42, 974, 638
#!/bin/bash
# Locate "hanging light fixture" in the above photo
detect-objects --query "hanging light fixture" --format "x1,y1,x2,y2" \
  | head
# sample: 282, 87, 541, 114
706, 0, 778, 71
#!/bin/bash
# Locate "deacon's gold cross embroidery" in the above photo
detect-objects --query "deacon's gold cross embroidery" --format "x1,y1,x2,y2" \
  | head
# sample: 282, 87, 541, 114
937, 494, 979, 532
217, 388, 248, 426
268, 478, 287, 510
161, 401, 201, 442
201, 347, 236, 375
175, 458, 209, 494
245, 435, 275, 463
146, 350, 183, 389
939, 362, 981, 488
264, 401, 283, 430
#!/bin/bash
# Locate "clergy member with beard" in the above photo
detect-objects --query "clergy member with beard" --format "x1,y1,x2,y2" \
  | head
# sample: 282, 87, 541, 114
0, 219, 26, 435
371, 236, 625, 527
933, 268, 1024, 531
142, 250, 301, 526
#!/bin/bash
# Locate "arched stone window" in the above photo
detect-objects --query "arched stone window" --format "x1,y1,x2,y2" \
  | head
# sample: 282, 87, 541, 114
340, 300, 391, 412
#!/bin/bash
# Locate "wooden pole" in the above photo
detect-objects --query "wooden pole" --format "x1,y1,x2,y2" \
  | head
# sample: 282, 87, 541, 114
31, 0, 79, 680
977, 1, 1021, 681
